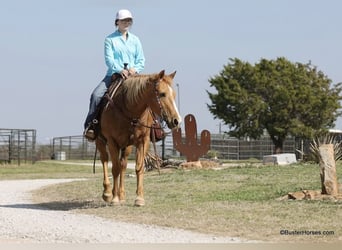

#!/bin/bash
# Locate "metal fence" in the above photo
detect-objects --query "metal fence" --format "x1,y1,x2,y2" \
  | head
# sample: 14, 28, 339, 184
52, 135, 96, 160
51, 133, 299, 161
0, 128, 36, 164
51, 134, 176, 161
210, 134, 296, 160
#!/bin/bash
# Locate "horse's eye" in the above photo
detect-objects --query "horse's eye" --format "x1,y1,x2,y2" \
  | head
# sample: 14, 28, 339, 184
159, 93, 166, 98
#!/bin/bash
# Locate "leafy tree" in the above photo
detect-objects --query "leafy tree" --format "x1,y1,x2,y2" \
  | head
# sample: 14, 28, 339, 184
207, 57, 342, 153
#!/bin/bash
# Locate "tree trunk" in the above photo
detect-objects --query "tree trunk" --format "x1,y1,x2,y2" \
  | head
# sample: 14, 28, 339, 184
318, 144, 339, 196
270, 136, 283, 154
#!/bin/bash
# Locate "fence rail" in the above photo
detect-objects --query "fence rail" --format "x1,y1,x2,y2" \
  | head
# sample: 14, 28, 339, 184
51, 133, 299, 161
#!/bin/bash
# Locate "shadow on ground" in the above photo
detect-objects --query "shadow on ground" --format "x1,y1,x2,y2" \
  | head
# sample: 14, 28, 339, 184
0, 200, 108, 211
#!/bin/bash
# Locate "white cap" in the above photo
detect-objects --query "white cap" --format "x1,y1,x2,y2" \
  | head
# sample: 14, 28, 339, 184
116, 9, 133, 20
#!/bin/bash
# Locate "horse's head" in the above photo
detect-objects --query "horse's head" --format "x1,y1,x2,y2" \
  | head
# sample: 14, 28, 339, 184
149, 70, 182, 129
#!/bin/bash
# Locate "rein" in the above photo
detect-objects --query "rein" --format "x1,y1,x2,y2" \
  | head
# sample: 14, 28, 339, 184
105, 77, 167, 161
107, 78, 167, 130
130, 116, 166, 130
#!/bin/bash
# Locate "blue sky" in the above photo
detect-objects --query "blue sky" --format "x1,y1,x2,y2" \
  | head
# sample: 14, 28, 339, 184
1, 0, 341, 143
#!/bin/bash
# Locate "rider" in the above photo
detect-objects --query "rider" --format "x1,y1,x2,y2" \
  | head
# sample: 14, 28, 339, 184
84, 9, 145, 141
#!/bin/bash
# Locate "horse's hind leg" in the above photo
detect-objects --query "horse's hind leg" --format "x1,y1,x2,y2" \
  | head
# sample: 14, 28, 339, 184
96, 139, 113, 203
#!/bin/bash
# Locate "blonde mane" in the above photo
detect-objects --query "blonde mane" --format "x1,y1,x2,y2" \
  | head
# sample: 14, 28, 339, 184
120, 74, 155, 105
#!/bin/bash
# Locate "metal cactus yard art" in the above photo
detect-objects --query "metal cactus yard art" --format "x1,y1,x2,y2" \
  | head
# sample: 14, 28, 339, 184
172, 114, 211, 162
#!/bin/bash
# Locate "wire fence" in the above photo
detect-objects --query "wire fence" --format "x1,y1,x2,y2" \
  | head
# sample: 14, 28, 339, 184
2, 128, 337, 164
50, 133, 301, 161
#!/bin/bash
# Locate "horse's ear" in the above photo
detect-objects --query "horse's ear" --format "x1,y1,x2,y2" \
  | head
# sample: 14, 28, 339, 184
169, 71, 177, 79
158, 70, 165, 79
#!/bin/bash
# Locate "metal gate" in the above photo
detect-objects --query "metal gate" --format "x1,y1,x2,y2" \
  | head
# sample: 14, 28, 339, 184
0, 128, 36, 165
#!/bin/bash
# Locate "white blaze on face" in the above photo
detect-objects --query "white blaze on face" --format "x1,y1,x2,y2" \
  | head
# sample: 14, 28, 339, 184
168, 85, 182, 124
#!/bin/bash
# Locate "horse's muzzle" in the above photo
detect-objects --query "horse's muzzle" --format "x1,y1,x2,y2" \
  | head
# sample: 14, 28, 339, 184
166, 117, 181, 130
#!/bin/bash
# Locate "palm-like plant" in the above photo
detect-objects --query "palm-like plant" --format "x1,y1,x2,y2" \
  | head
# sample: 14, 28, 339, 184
310, 133, 342, 162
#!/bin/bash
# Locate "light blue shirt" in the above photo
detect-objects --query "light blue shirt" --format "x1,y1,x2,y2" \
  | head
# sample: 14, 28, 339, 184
104, 30, 145, 76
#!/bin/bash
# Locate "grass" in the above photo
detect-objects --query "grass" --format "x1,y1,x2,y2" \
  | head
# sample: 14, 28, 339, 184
0, 160, 97, 179
1, 160, 342, 242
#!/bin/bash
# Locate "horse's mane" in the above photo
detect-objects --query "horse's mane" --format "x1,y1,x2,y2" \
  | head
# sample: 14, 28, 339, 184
119, 74, 156, 105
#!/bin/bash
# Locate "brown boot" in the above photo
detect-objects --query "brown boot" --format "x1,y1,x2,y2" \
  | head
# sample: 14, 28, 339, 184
84, 128, 96, 142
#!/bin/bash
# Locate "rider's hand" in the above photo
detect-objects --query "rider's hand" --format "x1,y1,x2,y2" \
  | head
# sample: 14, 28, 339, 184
120, 69, 129, 79
128, 68, 136, 75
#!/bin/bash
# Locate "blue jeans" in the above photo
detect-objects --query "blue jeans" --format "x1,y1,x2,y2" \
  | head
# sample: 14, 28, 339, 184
84, 75, 112, 129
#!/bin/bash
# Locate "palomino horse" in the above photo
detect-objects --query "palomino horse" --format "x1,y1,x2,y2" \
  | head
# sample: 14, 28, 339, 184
96, 70, 181, 206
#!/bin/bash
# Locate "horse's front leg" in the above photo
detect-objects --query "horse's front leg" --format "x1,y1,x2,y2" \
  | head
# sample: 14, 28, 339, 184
118, 146, 132, 204
107, 142, 121, 205
134, 140, 149, 206
96, 139, 113, 203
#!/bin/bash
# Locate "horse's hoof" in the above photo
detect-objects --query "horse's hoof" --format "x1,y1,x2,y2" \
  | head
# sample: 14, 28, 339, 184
120, 200, 126, 205
102, 192, 113, 203
134, 197, 145, 207
111, 196, 120, 206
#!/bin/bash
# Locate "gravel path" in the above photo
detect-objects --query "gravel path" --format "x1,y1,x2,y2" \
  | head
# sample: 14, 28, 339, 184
0, 179, 248, 243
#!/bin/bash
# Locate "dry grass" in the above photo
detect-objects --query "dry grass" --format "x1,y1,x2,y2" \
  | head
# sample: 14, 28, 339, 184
0, 161, 96, 179
25, 161, 342, 243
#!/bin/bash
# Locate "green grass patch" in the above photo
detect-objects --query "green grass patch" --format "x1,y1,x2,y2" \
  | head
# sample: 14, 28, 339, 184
0, 160, 98, 179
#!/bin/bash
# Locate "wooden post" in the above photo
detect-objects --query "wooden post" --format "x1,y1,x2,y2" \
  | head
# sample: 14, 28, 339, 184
318, 144, 339, 196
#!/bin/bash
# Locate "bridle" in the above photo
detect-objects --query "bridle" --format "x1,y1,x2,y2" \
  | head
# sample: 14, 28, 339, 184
131, 80, 167, 130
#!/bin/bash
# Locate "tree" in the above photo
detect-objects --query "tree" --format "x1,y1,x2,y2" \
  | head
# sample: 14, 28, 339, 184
207, 57, 342, 153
